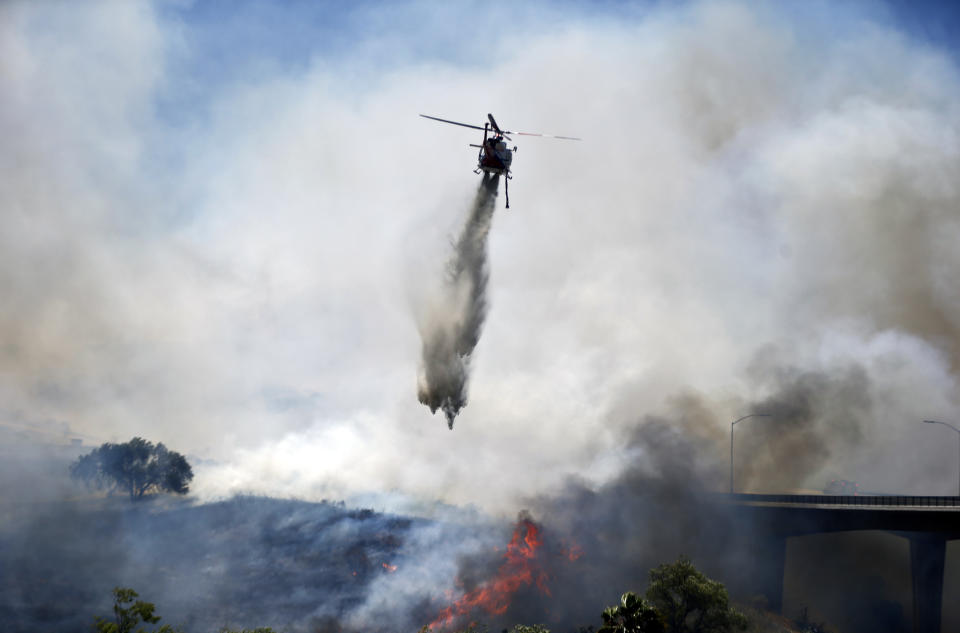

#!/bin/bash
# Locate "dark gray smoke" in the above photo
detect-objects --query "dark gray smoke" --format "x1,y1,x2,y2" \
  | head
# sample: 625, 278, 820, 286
427, 361, 928, 632
417, 174, 499, 429
738, 352, 872, 492
508, 395, 745, 629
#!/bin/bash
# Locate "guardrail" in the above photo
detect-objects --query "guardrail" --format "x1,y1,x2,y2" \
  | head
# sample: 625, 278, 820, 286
728, 493, 960, 507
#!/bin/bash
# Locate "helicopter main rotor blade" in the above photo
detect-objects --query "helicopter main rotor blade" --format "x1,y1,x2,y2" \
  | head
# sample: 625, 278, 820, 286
514, 131, 582, 141
423, 113, 581, 141
420, 114, 486, 131
488, 113, 581, 141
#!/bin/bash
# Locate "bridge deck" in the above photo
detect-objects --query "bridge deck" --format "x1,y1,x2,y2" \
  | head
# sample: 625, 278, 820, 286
727, 493, 960, 509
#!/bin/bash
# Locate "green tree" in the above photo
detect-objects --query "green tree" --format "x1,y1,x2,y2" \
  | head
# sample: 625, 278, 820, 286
93, 587, 178, 633
71, 437, 194, 500
645, 556, 747, 633
599, 592, 664, 633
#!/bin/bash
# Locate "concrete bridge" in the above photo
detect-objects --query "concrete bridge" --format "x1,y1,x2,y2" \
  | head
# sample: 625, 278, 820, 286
727, 494, 960, 633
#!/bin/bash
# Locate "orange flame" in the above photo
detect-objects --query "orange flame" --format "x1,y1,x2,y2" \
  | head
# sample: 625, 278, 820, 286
429, 518, 550, 630
382, 562, 398, 573
561, 539, 583, 561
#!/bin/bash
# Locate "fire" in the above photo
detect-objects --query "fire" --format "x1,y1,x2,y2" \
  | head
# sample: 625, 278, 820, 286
561, 540, 583, 562
382, 562, 398, 573
429, 517, 550, 630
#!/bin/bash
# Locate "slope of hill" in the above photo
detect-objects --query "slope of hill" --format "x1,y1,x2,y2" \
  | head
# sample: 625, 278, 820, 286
0, 494, 453, 632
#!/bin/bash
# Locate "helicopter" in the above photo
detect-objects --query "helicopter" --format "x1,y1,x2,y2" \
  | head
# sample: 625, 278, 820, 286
420, 113, 580, 209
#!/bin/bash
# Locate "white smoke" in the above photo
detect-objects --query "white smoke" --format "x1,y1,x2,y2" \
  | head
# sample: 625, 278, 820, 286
4, 0, 960, 510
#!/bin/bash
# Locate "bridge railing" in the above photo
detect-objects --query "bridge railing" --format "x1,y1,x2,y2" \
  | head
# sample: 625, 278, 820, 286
728, 493, 960, 507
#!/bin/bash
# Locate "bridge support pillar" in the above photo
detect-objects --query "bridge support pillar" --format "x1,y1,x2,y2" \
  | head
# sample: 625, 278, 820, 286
909, 534, 945, 633
750, 535, 786, 613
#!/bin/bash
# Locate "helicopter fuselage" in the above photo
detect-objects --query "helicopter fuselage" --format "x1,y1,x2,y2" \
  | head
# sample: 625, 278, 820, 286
477, 135, 513, 177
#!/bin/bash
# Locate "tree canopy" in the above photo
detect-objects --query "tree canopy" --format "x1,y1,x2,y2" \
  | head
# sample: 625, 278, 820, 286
598, 557, 747, 633
94, 587, 178, 633
645, 556, 747, 633
70, 437, 194, 500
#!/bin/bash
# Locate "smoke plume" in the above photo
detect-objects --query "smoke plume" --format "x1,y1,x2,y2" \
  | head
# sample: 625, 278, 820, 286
425, 365, 896, 632
417, 174, 499, 429
6, 1, 960, 631
738, 355, 872, 492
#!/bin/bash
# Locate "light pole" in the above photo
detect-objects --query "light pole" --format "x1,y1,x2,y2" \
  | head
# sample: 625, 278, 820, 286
730, 413, 772, 494
922, 419, 960, 496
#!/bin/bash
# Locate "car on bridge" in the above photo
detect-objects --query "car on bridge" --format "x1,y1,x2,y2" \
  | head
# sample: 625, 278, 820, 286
823, 479, 860, 495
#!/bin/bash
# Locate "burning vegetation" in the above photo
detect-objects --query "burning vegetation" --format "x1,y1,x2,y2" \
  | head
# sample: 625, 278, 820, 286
429, 515, 553, 629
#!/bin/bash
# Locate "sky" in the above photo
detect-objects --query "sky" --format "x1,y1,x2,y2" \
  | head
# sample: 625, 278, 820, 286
3, 0, 960, 515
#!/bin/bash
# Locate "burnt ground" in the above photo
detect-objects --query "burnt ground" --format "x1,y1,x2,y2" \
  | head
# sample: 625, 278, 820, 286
0, 494, 441, 632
